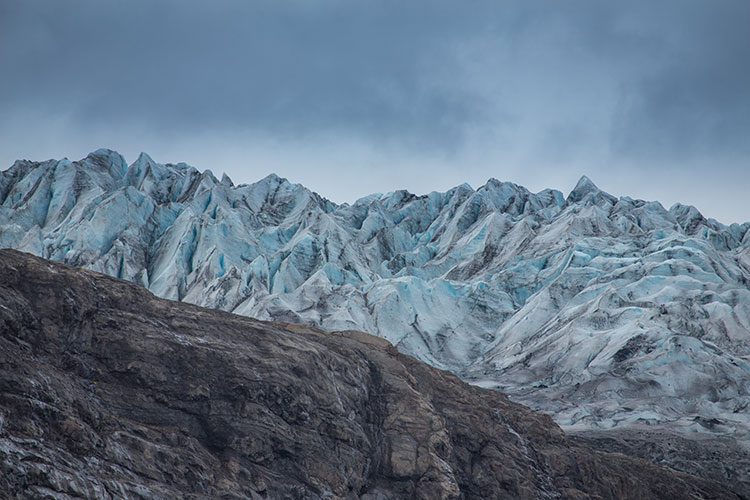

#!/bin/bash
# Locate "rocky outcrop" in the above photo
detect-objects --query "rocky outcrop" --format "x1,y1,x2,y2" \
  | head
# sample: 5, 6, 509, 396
0, 250, 738, 498
570, 429, 750, 499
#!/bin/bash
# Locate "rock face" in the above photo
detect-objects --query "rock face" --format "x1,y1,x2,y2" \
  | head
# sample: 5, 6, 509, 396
2, 150, 750, 444
569, 429, 750, 498
0, 250, 738, 499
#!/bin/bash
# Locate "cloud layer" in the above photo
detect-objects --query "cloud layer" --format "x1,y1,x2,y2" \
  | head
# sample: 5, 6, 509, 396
2, 0, 749, 222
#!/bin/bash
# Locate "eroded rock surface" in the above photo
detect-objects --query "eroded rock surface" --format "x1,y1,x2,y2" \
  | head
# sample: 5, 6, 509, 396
570, 429, 750, 499
0, 250, 739, 499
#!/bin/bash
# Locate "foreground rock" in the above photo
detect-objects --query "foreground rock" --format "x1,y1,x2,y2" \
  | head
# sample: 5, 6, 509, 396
570, 429, 750, 499
0, 250, 738, 498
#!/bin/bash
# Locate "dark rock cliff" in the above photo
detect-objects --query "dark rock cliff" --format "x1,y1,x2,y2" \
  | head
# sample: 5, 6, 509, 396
0, 250, 738, 499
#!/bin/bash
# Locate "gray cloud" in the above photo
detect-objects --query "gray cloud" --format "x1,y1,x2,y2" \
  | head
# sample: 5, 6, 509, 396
0, 0, 499, 146
609, 1, 750, 161
1, 0, 749, 222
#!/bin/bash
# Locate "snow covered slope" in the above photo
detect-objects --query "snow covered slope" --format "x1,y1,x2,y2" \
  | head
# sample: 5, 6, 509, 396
2, 149, 749, 441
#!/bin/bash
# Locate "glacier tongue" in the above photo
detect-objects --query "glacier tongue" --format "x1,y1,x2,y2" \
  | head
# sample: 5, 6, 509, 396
2, 151, 750, 442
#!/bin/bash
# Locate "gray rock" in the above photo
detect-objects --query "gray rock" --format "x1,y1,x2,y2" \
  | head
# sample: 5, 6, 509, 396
0, 250, 739, 499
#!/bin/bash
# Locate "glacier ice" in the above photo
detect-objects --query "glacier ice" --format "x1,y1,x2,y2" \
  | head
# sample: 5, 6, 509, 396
1, 149, 750, 444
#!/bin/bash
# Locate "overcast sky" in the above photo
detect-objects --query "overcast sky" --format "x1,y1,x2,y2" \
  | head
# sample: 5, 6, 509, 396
1, 1, 748, 223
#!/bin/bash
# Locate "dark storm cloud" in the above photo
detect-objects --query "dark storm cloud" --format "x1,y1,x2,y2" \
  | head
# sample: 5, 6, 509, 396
0, 0, 501, 147
1, 0, 749, 222
609, 1, 750, 161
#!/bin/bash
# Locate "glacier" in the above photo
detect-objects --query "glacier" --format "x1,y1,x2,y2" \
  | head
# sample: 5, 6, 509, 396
1, 149, 749, 445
